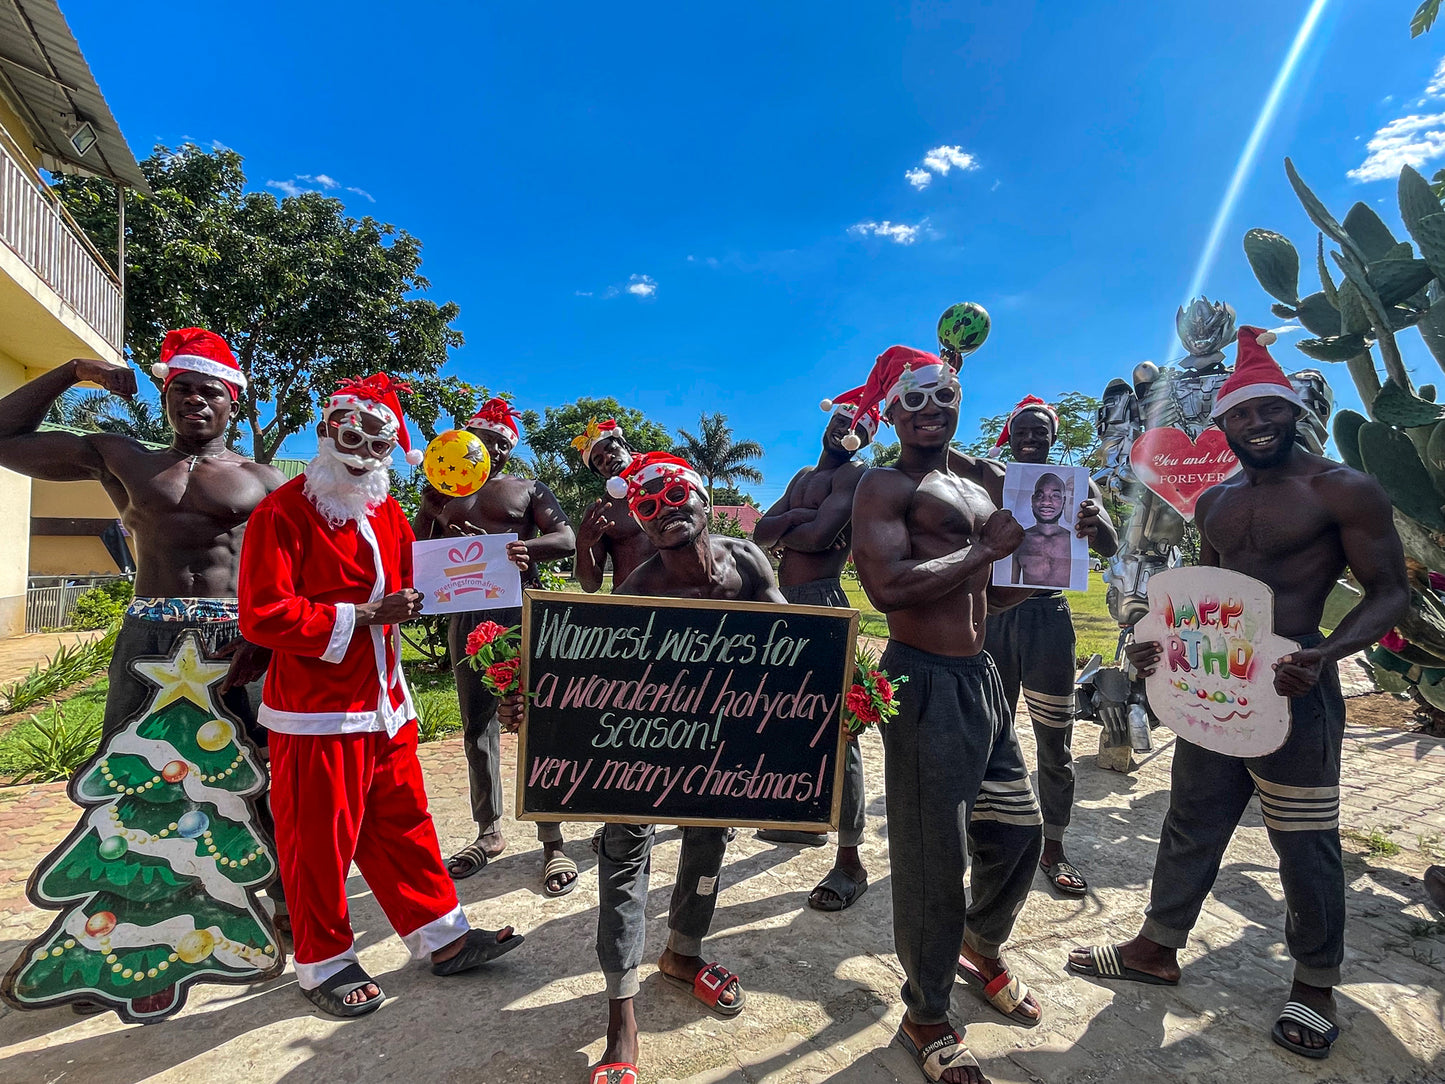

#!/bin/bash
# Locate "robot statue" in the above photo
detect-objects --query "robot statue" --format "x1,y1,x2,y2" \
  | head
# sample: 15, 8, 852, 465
1076, 297, 1334, 769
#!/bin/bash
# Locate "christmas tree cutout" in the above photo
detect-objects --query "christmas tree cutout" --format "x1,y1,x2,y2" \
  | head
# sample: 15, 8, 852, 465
2, 631, 284, 1023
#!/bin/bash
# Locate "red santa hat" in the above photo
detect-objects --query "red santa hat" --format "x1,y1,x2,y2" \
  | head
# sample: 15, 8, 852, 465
570, 417, 623, 462
819, 385, 881, 452
606, 451, 707, 505
467, 398, 522, 447
150, 328, 246, 399
992, 394, 1059, 452
324, 373, 423, 465
854, 345, 957, 426
1211, 326, 1304, 419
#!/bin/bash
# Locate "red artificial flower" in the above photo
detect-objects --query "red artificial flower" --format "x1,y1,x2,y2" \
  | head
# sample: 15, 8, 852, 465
869, 671, 894, 702
846, 684, 881, 725
485, 657, 520, 693
466, 620, 508, 656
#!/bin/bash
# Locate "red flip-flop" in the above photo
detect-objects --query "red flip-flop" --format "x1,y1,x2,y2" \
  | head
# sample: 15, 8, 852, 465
589, 1063, 639, 1084
661, 961, 745, 1017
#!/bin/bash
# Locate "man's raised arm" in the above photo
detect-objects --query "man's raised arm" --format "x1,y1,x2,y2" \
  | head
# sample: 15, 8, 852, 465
0, 358, 138, 481
851, 469, 1021, 612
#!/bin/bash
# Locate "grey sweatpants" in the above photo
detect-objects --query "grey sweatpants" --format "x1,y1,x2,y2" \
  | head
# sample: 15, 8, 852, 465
983, 593, 1077, 841
449, 607, 561, 844
879, 642, 1043, 1025
596, 823, 728, 998
1143, 636, 1345, 987
780, 577, 865, 848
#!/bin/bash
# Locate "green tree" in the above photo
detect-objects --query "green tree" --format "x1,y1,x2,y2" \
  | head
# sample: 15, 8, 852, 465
53, 144, 464, 464
47, 389, 170, 444
520, 397, 674, 521
709, 511, 747, 538
866, 441, 901, 468
712, 485, 759, 507
673, 412, 764, 507
1412, 0, 1440, 36
961, 392, 1102, 465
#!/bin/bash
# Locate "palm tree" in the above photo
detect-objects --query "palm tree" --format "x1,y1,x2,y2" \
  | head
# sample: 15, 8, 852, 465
47, 390, 171, 445
867, 441, 901, 468
673, 412, 764, 508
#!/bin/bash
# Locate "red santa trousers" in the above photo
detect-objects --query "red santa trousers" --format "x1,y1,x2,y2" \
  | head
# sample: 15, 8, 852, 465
268, 723, 468, 989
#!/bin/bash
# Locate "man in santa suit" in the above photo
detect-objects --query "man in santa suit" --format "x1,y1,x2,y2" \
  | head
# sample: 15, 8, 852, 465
239, 374, 524, 1018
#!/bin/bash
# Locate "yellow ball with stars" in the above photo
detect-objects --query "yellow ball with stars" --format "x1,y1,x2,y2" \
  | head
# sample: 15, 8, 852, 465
175, 928, 215, 964
423, 429, 491, 498
196, 719, 234, 752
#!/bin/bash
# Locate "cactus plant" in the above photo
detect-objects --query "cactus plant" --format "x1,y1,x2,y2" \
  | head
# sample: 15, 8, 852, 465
1244, 159, 1445, 727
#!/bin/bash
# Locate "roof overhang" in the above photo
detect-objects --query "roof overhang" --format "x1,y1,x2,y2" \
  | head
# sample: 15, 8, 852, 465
0, 0, 149, 193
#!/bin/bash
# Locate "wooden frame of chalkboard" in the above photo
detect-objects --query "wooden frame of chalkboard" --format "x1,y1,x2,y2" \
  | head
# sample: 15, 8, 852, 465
516, 589, 859, 830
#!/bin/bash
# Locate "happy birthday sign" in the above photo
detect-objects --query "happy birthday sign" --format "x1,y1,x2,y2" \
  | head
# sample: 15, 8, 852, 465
1133, 567, 1296, 757
1130, 427, 1241, 521
412, 534, 522, 613
517, 591, 856, 829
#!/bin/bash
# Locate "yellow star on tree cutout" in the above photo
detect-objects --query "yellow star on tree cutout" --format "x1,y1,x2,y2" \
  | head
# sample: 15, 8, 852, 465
132, 631, 230, 713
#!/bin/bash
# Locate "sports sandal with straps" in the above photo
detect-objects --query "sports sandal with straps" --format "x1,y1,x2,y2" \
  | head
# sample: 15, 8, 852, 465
661, 961, 746, 1017
894, 1025, 981, 1082
956, 956, 1042, 1026
1067, 943, 1179, 986
1272, 1000, 1340, 1060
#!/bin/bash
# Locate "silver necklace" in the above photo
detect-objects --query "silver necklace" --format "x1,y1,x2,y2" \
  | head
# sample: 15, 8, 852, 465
172, 447, 228, 473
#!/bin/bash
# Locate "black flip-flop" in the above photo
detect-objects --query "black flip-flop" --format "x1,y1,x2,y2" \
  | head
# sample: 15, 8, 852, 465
446, 841, 489, 880
808, 867, 868, 911
301, 962, 385, 1018
756, 829, 828, 847
1271, 1001, 1339, 1060
1040, 857, 1088, 897
431, 927, 524, 976
1067, 944, 1178, 986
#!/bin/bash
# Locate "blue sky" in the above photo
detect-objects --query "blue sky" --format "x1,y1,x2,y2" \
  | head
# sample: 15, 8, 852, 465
64, 1, 1445, 503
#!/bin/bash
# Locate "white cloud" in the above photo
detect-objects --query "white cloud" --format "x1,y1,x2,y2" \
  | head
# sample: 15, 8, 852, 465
300, 173, 339, 189
265, 179, 307, 198
1351, 59, 1445, 182
346, 186, 375, 202
575, 290, 594, 297
921, 145, 978, 175
848, 220, 924, 245
266, 172, 375, 201
904, 167, 933, 189
626, 274, 658, 297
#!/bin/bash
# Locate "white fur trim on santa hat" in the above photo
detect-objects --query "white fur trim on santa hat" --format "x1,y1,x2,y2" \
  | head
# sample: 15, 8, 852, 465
628, 460, 706, 495
405, 449, 423, 466
819, 398, 833, 412
607, 476, 629, 499
326, 393, 400, 433
152, 354, 248, 390
1211, 381, 1304, 419
470, 419, 519, 447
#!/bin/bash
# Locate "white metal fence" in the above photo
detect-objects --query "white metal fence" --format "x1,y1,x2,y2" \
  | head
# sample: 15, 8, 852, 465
0, 141, 123, 353
24, 577, 121, 632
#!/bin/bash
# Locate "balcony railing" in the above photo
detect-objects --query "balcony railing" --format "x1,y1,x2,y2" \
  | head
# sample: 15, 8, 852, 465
0, 140, 122, 354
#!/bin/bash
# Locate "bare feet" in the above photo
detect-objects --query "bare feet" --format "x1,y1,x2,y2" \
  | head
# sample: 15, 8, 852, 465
542, 839, 575, 894
344, 981, 381, 1006
601, 996, 640, 1069
657, 948, 740, 1009
1066, 934, 1180, 984
480, 828, 506, 859
900, 1016, 989, 1084
1279, 980, 1335, 1051
430, 926, 516, 963
809, 845, 866, 908
957, 943, 1041, 1022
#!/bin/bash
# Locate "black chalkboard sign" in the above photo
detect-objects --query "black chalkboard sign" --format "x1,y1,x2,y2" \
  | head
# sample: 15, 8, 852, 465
517, 590, 858, 829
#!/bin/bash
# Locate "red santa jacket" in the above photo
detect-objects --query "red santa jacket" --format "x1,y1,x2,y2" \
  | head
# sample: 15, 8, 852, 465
239, 475, 415, 736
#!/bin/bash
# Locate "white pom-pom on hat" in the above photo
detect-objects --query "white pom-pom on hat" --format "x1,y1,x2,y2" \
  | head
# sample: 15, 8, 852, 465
606, 476, 629, 499
405, 449, 423, 466
1256, 330, 1277, 346
151, 363, 170, 380
820, 398, 833, 412
842, 432, 861, 452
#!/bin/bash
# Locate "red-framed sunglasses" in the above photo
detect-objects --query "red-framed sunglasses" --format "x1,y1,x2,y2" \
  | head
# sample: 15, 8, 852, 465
631, 481, 696, 521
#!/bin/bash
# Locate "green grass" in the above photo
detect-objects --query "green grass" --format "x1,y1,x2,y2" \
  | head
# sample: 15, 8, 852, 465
1342, 826, 1404, 858
843, 571, 1121, 663
0, 677, 109, 780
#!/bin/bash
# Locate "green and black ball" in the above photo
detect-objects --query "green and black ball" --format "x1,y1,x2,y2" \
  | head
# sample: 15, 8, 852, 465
937, 302, 990, 359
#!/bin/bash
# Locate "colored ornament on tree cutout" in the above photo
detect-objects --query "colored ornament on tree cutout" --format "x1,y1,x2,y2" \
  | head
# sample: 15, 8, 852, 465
423, 428, 491, 498
176, 811, 209, 839
175, 929, 215, 965
1, 630, 284, 1025
195, 719, 233, 752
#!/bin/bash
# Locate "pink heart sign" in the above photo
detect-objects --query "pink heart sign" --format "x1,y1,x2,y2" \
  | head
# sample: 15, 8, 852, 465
1129, 426, 1240, 522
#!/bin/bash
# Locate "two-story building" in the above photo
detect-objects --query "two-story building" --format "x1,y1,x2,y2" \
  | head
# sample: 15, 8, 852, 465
0, 0, 148, 635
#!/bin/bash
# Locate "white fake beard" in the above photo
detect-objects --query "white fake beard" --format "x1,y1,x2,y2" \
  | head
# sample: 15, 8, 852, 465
303, 439, 391, 527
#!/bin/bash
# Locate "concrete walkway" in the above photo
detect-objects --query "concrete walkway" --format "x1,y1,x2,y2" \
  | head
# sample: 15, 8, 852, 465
0, 696, 1441, 1082
0, 629, 104, 692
